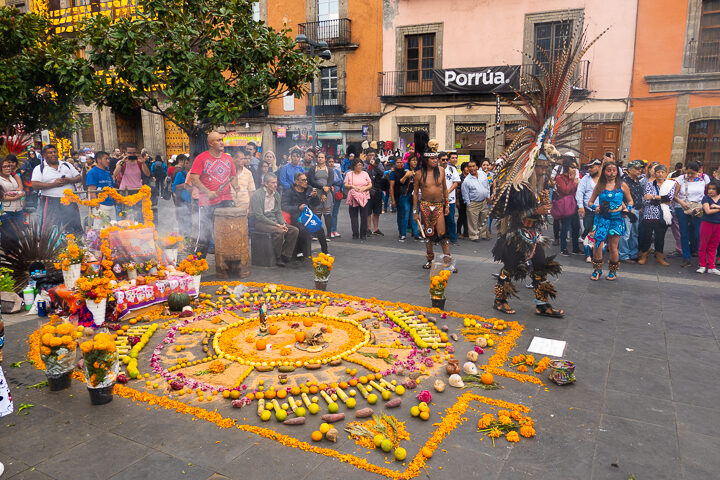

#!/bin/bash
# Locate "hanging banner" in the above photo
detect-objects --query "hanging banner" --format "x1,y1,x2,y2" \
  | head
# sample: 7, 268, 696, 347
432, 66, 520, 95
276, 127, 287, 138
223, 132, 263, 147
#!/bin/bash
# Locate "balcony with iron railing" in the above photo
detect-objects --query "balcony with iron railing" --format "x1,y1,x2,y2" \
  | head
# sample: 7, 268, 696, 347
297, 18, 352, 47
694, 42, 720, 73
306, 91, 346, 115
378, 60, 590, 98
45, 1, 138, 34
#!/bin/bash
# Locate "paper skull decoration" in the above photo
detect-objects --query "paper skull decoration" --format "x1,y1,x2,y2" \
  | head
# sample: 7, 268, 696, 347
448, 374, 464, 388
463, 362, 478, 375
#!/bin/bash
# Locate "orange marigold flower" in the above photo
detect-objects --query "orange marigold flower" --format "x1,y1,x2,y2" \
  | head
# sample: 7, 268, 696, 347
497, 409, 510, 418
510, 410, 523, 421
517, 365, 528, 372
488, 427, 502, 438
506, 430, 520, 442
525, 355, 535, 365
499, 415, 512, 425
519, 425, 535, 438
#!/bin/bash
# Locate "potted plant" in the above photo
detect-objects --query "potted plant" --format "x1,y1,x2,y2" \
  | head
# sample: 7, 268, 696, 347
75, 276, 113, 326
177, 254, 209, 296
79, 332, 118, 405
429, 269, 452, 310
54, 234, 85, 289
39, 322, 79, 390
122, 262, 138, 280
311, 252, 334, 291
159, 234, 183, 265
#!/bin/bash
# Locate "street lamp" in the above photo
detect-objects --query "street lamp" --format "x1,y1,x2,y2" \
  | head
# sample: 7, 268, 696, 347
295, 35, 331, 149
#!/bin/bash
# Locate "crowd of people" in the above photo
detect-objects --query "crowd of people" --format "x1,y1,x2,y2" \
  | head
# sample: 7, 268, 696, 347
2, 135, 720, 277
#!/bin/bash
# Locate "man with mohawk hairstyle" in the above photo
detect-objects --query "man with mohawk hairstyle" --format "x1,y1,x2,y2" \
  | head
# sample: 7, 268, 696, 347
489, 24, 608, 317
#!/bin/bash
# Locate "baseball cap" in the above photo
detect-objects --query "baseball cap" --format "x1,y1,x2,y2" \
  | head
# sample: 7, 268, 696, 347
587, 158, 602, 167
628, 160, 645, 169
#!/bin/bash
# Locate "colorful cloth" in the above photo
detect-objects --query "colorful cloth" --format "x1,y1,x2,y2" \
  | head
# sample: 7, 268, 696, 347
419, 200, 445, 238
0, 367, 13, 417
593, 187, 625, 243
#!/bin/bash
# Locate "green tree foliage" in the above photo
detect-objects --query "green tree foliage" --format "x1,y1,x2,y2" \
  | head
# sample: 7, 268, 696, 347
76, 0, 318, 152
0, 7, 87, 136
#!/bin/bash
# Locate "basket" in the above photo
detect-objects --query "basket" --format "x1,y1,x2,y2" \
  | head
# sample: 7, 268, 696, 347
548, 360, 576, 385
431, 297, 446, 310
87, 384, 114, 405
46, 371, 72, 391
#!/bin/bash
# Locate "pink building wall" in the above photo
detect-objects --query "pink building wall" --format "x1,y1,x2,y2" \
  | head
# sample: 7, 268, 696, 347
383, 0, 637, 99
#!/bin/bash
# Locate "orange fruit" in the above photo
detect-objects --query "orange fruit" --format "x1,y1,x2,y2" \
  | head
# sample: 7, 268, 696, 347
290, 386, 301, 396
222, 390, 231, 399
295, 331, 306, 343
309, 385, 319, 394
268, 325, 279, 335
339, 381, 348, 389
275, 389, 287, 399
264, 389, 276, 400
255, 391, 264, 400
421, 446, 433, 458
420, 411, 430, 421
246, 393, 255, 400
325, 326, 333, 333
303, 318, 313, 328
245, 335, 254, 343
311, 430, 323, 442
255, 338, 267, 351
230, 390, 241, 400
319, 383, 327, 391
480, 372, 494, 385
129, 318, 137, 325
349, 379, 358, 387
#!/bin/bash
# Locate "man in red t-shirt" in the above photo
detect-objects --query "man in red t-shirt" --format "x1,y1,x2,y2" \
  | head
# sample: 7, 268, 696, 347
189, 131, 239, 255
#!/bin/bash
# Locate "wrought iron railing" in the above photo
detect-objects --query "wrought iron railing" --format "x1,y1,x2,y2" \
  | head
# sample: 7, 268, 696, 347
694, 42, 720, 73
378, 60, 591, 98
306, 91, 346, 115
298, 18, 352, 47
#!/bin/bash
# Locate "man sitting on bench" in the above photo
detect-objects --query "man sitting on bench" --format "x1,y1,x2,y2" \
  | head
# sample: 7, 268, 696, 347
250, 173, 299, 267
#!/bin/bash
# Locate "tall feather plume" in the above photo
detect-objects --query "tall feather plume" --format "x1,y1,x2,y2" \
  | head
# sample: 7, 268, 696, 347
491, 22, 609, 219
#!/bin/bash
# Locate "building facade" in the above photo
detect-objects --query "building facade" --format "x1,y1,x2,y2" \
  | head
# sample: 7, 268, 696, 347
36, 0, 383, 160
628, 0, 720, 171
379, 0, 638, 165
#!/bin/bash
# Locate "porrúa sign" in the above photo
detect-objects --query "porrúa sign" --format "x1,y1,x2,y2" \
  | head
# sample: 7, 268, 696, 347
432, 66, 520, 94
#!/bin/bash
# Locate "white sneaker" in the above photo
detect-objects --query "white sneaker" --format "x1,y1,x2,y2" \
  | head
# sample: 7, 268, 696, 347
708, 268, 720, 275
696, 267, 707, 274
0, 461, 4, 477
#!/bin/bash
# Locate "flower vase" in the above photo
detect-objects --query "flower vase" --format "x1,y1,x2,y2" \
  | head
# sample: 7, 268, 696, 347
192, 275, 201, 297
86, 298, 107, 326
314, 280, 328, 291
127, 269, 138, 281
87, 384, 114, 405
164, 248, 178, 265
46, 370, 72, 391
63, 263, 82, 289
431, 297, 446, 310
149, 267, 158, 275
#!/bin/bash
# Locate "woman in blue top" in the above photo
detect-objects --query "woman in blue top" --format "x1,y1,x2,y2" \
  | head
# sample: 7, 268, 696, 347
588, 161, 634, 281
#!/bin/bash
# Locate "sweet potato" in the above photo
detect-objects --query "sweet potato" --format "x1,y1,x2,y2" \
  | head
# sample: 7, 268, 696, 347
321, 413, 345, 423
384, 398, 402, 408
355, 408, 374, 418
283, 417, 306, 425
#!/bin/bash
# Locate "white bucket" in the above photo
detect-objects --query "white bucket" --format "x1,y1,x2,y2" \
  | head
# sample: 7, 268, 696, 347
86, 298, 107, 326
192, 275, 201, 297
62, 263, 82, 289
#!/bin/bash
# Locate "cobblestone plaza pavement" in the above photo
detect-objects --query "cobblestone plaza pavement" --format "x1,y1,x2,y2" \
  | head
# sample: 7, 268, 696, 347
2, 208, 719, 480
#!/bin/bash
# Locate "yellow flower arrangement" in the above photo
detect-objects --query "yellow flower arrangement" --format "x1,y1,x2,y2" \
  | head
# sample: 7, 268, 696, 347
62, 186, 154, 224
177, 254, 209, 276
311, 252, 334, 280
54, 234, 85, 271
39, 321, 79, 375
160, 234, 184, 249
429, 270, 451, 299
75, 276, 112, 304
80, 333, 118, 388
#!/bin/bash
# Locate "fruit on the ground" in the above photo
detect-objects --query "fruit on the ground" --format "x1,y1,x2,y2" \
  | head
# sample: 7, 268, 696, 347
308, 403, 320, 415
168, 292, 191, 312
328, 402, 339, 413
319, 423, 331, 434
421, 446, 433, 458
480, 372, 494, 385
394, 447, 407, 461
418, 402, 429, 412
275, 409, 287, 421
380, 439, 393, 453
367, 394, 378, 404
260, 410, 272, 421
410, 406, 420, 417
395, 385, 405, 395
373, 434, 385, 447
381, 390, 392, 401
255, 338, 267, 350
311, 430, 323, 442
345, 398, 356, 409
420, 411, 430, 421
295, 407, 307, 417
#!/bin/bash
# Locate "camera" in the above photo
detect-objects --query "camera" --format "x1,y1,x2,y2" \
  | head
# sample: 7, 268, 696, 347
128, 155, 138, 160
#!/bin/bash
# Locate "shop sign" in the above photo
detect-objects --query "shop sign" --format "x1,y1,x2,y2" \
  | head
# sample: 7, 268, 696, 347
277, 127, 287, 138
432, 66, 520, 94
223, 132, 262, 147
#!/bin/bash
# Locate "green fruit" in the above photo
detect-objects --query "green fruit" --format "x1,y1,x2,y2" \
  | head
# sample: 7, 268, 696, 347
308, 403, 320, 415
168, 292, 191, 312
345, 398, 356, 409
394, 447, 407, 461
373, 434, 385, 447
328, 402, 339, 413
295, 407, 307, 417
275, 409, 287, 422
380, 439, 393, 453
367, 394, 378, 405
381, 390, 392, 401
260, 410, 272, 422
410, 406, 420, 417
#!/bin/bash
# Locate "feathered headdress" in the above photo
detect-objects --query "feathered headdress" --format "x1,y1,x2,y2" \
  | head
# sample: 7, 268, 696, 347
491, 24, 609, 218
0, 127, 33, 161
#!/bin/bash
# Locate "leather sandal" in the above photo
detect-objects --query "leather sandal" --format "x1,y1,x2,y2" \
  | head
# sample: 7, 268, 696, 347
493, 299, 515, 314
535, 304, 564, 318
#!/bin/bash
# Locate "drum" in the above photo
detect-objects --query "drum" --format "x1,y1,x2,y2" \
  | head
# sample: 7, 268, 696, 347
213, 207, 250, 279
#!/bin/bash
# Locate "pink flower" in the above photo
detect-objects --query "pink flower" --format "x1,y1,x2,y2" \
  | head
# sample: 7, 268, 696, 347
417, 390, 432, 403
474, 346, 484, 354
446, 345, 455, 354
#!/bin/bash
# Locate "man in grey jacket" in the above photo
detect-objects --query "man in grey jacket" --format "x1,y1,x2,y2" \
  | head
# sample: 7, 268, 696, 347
461, 159, 491, 241
250, 173, 299, 267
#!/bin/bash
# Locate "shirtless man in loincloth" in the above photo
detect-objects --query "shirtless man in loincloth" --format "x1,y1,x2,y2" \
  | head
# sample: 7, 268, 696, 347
413, 152, 455, 271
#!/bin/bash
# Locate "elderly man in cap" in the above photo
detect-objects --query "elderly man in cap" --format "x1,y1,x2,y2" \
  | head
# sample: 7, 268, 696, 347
618, 160, 646, 263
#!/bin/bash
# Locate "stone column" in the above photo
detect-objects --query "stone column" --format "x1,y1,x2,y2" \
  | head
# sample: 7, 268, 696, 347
141, 110, 167, 157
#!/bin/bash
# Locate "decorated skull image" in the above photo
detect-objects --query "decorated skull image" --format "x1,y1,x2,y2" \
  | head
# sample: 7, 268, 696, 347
135, 288, 146, 303
156, 281, 167, 297
125, 289, 136, 305
114, 290, 126, 305
169, 279, 179, 292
